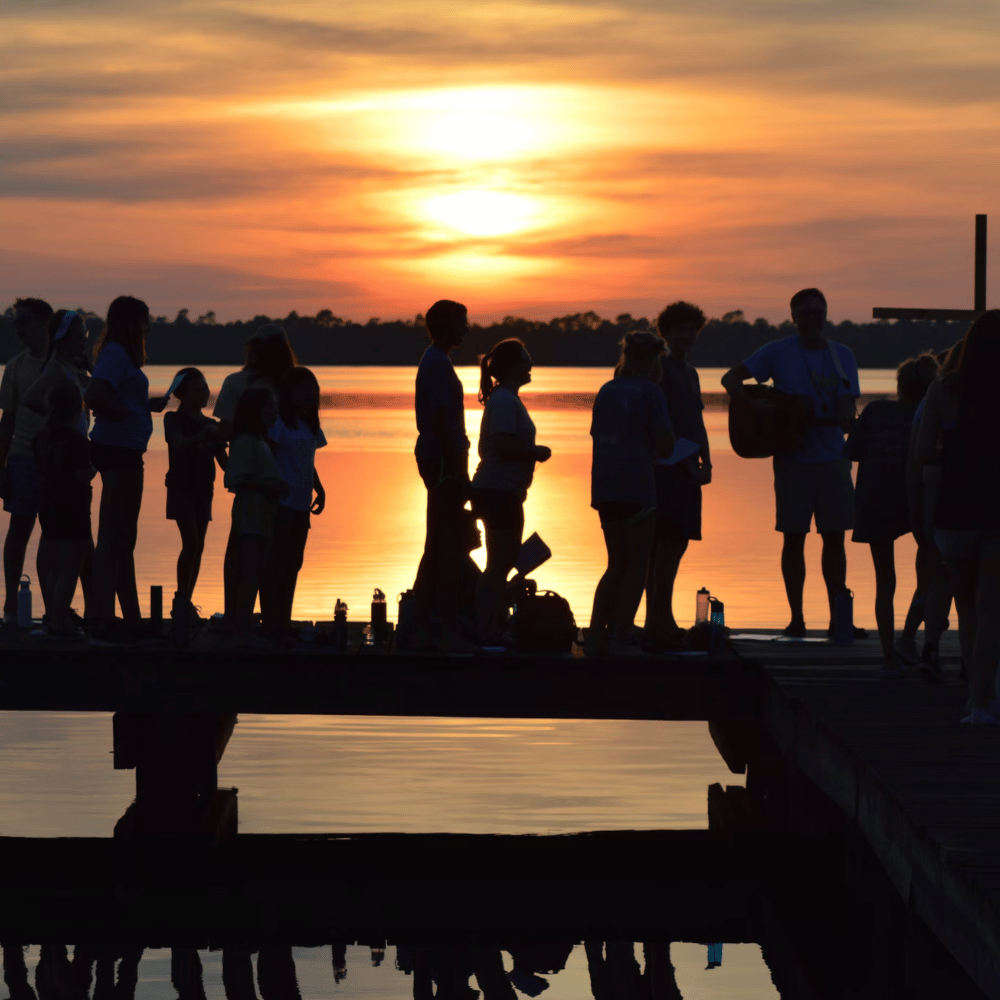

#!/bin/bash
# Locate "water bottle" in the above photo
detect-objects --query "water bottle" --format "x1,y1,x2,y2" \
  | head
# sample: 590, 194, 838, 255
332, 599, 348, 653
709, 597, 725, 652
696, 588, 711, 625
17, 575, 31, 628
834, 588, 854, 644
370, 588, 387, 646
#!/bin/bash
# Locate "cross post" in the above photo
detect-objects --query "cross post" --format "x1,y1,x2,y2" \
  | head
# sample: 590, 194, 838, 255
872, 214, 986, 321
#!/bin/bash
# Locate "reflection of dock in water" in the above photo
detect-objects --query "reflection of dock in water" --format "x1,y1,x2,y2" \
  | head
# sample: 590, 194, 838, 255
0, 629, 996, 996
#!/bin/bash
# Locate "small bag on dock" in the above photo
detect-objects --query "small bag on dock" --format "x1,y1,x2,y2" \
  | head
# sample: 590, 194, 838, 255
511, 590, 577, 653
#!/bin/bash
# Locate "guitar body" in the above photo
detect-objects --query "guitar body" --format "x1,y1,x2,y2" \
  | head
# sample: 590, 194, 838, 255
728, 385, 815, 459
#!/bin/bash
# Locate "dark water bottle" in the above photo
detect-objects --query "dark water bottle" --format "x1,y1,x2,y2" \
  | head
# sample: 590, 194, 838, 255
708, 597, 725, 653
696, 587, 711, 625
333, 599, 348, 653
834, 588, 854, 644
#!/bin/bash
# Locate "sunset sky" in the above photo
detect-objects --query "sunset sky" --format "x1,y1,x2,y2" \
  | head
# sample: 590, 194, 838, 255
2, 1, 997, 324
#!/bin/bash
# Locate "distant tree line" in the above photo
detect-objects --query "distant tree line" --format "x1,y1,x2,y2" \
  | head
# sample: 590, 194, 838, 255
0, 306, 970, 368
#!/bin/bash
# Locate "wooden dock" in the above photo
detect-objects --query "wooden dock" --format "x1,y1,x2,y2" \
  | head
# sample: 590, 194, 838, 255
0, 625, 997, 996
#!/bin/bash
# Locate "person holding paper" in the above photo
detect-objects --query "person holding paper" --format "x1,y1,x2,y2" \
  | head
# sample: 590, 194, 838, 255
643, 301, 712, 651
469, 338, 551, 643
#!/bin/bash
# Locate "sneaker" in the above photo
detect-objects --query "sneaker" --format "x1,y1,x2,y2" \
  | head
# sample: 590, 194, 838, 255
782, 621, 807, 638
894, 638, 919, 665
960, 709, 1000, 725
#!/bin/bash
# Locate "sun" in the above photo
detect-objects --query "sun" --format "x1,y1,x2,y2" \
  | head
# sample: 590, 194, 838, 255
422, 190, 537, 237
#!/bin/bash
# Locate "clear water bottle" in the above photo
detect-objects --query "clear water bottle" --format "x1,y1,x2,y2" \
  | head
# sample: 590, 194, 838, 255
332, 599, 348, 653
834, 588, 854, 644
17, 575, 31, 628
696, 587, 711, 625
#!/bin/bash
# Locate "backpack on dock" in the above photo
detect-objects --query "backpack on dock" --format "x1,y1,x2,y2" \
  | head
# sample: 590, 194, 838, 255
511, 590, 577, 653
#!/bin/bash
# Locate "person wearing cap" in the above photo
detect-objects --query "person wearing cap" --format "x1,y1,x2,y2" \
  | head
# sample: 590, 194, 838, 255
212, 322, 297, 632
0, 297, 54, 627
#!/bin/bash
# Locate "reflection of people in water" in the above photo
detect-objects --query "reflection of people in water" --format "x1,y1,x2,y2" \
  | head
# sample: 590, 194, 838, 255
3, 942, 37, 1000
585, 941, 681, 1000
256, 946, 302, 1000
171, 948, 208, 1000
330, 944, 347, 985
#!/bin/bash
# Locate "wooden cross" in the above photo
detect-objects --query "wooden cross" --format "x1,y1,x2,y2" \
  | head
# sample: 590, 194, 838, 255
873, 214, 987, 321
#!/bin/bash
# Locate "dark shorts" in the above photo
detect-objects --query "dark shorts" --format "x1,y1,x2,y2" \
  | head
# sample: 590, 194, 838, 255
470, 488, 524, 533
276, 505, 311, 529
595, 502, 655, 528
166, 489, 213, 523
2, 455, 40, 519
654, 465, 702, 541
91, 441, 144, 472
39, 503, 92, 542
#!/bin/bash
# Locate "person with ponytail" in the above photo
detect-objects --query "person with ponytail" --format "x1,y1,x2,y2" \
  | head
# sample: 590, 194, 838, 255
21, 309, 95, 623
469, 338, 551, 643
586, 330, 675, 657
84, 295, 167, 646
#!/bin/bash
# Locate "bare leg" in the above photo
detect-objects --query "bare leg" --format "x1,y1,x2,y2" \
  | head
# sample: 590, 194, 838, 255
92, 466, 143, 626
942, 553, 978, 708
233, 535, 268, 640
475, 523, 521, 643
820, 531, 847, 627
3, 513, 36, 618
35, 533, 54, 617
868, 539, 896, 666
610, 514, 656, 646
50, 539, 89, 633
643, 534, 688, 642
901, 540, 931, 643
973, 545, 1000, 711
781, 532, 807, 628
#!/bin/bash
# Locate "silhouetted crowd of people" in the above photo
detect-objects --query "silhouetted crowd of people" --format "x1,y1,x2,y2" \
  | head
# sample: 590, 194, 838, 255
2, 291, 999, 721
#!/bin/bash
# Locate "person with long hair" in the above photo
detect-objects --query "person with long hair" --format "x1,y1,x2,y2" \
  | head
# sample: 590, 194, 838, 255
643, 301, 712, 652
469, 338, 551, 643
586, 330, 675, 657
0, 297, 53, 628
913, 311, 1000, 723
32, 380, 93, 640
223, 386, 287, 646
84, 296, 167, 646
213, 323, 297, 633
163, 367, 227, 640
20, 309, 95, 622
260, 367, 326, 641
903, 343, 960, 680
844, 352, 938, 677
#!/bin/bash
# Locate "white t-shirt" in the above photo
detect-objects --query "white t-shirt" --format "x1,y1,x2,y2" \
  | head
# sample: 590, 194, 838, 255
471, 386, 536, 500
213, 369, 275, 424
269, 415, 327, 512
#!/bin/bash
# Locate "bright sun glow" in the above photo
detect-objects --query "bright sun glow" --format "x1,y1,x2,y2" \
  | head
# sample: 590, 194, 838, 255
422, 190, 538, 237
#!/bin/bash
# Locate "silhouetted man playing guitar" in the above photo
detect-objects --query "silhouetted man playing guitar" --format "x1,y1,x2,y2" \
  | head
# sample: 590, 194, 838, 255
722, 288, 865, 637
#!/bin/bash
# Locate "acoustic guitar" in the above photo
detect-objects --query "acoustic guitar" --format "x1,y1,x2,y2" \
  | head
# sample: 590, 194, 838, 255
728, 385, 844, 459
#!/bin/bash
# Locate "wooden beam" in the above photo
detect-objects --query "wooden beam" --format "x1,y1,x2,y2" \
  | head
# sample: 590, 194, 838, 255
976, 214, 987, 313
